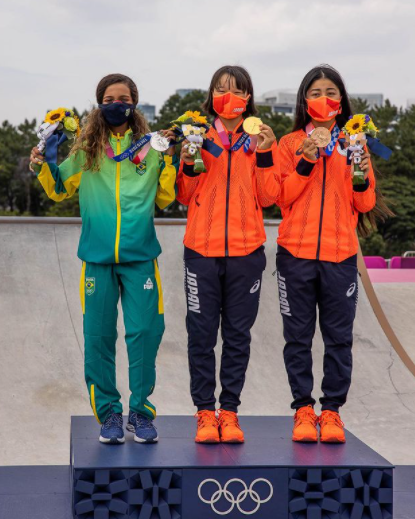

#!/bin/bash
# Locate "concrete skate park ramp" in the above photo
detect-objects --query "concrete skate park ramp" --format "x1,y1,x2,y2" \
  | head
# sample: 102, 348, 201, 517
1, 218, 415, 466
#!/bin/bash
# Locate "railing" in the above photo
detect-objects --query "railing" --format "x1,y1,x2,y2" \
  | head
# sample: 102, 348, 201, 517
0, 217, 282, 226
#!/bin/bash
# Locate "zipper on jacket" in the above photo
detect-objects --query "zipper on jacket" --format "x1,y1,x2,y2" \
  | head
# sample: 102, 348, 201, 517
316, 157, 327, 260
114, 137, 122, 263
224, 133, 232, 256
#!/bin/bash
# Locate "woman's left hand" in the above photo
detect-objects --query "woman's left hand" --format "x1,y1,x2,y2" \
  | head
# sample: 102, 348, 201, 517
360, 152, 371, 179
160, 129, 176, 156
257, 124, 276, 151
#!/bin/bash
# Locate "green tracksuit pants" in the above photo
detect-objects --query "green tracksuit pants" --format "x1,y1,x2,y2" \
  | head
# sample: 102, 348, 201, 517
80, 259, 165, 423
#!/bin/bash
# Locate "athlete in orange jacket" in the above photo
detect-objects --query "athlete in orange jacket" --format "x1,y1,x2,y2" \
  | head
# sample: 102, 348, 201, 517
276, 65, 380, 444
177, 66, 280, 444
177, 117, 279, 258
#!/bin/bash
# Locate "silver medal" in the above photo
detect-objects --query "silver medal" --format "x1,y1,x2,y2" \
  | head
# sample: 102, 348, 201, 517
150, 133, 170, 152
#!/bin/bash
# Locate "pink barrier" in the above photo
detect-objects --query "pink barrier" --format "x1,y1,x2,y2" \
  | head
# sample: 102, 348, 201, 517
390, 256, 415, 269
364, 256, 388, 269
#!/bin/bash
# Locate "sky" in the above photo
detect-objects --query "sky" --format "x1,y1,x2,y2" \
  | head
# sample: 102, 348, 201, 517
0, 0, 414, 125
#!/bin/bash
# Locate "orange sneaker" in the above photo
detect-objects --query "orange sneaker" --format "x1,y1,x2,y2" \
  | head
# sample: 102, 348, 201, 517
218, 410, 245, 443
292, 405, 318, 442
195, 410, 220, 443
319, 410, 346, 443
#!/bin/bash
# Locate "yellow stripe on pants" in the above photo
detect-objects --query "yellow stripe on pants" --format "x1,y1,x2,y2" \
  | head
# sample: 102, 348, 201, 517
79, 261, 86, 314
154, 259, 164, 315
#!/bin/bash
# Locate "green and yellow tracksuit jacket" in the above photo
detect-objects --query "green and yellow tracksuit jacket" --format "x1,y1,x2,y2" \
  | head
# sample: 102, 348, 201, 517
35, 129, 178, 264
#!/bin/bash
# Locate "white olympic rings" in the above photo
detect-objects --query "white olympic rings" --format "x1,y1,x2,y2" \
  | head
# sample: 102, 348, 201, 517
198, 478, 273, 515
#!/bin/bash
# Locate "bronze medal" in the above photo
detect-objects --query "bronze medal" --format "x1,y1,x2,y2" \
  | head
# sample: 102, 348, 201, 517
311, 127, 331, 148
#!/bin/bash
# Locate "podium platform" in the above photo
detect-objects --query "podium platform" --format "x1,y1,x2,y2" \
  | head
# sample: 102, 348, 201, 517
71, 416, 393, 519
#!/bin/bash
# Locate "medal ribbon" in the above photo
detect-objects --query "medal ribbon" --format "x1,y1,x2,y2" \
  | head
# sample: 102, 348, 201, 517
214, 117, 251, 152
306, 123, 340, 158
106, 133, 153, 163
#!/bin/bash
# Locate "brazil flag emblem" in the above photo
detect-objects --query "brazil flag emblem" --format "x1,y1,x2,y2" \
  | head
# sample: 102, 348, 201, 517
86, 277, 95, 295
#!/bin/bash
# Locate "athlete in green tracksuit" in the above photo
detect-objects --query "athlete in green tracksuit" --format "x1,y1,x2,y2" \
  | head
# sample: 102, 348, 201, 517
31, 74, 178, 444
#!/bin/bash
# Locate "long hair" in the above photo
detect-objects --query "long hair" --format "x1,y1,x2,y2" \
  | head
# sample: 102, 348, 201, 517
202, 65, 258, 117
71, 73, 149, 172
293, 64, 393, 235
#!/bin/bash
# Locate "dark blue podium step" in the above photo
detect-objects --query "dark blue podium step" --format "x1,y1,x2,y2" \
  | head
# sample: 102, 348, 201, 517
71, 416, 393, 519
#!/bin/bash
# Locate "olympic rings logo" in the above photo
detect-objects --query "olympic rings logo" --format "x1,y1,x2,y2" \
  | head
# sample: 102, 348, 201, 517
198, 478, 273, 515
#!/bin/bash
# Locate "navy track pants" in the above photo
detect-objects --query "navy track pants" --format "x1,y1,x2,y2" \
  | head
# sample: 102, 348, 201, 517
184, 246, 266, 412
276, 246, 358, 412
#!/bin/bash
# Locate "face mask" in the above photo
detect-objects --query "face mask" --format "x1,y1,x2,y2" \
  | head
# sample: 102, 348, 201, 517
98, 101, 135, 126
306, 96, 342, 122
213, 92, 248, 119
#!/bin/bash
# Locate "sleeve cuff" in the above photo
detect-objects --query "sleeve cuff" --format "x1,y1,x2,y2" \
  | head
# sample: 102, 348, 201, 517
183, 162, 199, 177
296, 157, 316, 177
353, 178, 370, 192
256, 149, 273, 168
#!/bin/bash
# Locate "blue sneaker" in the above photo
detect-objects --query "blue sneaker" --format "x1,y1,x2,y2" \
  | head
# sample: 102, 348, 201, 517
126, 411, 158, 443
99, 411, 125, 445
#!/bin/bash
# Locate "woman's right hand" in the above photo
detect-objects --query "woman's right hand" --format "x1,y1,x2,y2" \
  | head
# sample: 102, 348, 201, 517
303, 137, 318, 161
180, 140, 195, 165
30, 147, 44, 165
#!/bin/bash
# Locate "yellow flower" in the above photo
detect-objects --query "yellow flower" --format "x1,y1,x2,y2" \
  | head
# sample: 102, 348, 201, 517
345, 114, 366, 135
185, 110, 208, 124
44, 107, 67, 124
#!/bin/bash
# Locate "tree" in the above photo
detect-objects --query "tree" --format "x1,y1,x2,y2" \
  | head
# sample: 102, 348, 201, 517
151, 90, 207, 131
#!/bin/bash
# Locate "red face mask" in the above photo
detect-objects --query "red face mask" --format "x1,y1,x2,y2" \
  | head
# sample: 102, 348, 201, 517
213, 92, 248, 119
306, 96, 342, 122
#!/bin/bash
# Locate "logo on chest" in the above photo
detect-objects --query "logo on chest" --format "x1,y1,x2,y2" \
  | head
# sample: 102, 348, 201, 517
136, 161, 147, 175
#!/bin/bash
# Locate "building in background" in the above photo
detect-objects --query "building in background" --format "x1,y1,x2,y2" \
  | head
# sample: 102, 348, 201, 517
256, 89, 385, 115
137, 103, 156, 124
349, 93, 384, 108
407, 98, 415, 109
255, 89, 297, 116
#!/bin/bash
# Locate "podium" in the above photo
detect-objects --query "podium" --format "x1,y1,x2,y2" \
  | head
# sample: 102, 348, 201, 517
71, 416, 393, 519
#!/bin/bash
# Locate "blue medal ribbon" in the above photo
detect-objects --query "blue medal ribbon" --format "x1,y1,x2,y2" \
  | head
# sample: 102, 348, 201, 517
110, 133, 152, 162
324, 125, 341, 156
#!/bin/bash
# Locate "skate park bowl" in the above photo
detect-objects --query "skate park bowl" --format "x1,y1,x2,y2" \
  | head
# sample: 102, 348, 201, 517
0, 217, 414, 518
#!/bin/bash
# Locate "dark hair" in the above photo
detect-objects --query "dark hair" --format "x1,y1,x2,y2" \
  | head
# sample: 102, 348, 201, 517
71, 73, 149, 171
293, 64, 352, 132
202, 65, 257, 117
96, 73, 139, 105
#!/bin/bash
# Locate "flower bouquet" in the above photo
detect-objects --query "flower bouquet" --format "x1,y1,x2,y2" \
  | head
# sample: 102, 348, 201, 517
36, 107, 80, 153
343, 114, 378, 185
170, 111, 209, 173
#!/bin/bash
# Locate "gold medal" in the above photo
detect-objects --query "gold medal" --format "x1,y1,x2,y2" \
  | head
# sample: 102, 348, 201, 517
310, 127, 331, 148
243, 117, 263, 135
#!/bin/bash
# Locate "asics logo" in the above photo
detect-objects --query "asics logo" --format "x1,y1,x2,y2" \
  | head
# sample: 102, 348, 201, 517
233, 107, 245, 113
250, 280, 261, 294
198, 478, 273, 515
346, 282, 356, 297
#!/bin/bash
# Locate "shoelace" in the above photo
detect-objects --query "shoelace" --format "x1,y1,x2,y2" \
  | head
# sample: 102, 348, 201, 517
294, 407, 317, 426
196, 411, 218, 428
218, 410, 240, 429
131, 412, 154, 429
320, 411, 344, 427
103, 412, 123, 430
